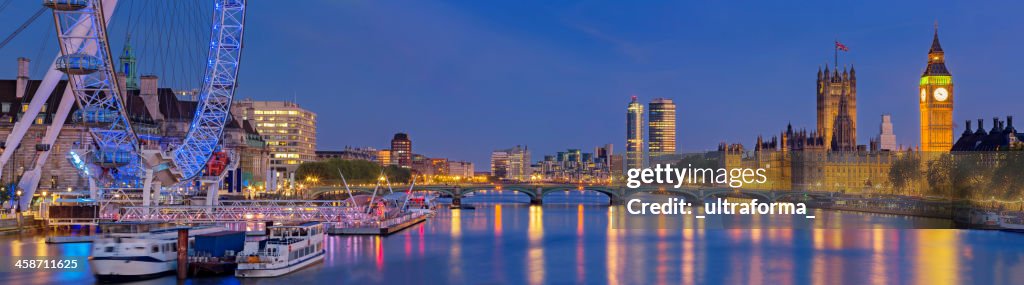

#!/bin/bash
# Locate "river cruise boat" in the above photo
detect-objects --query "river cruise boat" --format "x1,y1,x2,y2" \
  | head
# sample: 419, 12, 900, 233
90, 223, 225, 282
953, 208, 1001, 229
1000, 213, 1024, 232
235, 222, 326, 277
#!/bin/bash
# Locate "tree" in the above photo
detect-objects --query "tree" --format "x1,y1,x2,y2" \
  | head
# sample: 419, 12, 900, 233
888, 153, 921, 194
296, 159, 413, 185
989, 151, 1024, 200
925, 154, 954, 197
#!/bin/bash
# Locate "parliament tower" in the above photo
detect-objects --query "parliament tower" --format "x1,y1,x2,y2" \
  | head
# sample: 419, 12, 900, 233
919, 27, 954, 152
817, 64, 857, 151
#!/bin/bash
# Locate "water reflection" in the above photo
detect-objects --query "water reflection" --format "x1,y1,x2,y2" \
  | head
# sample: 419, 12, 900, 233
527, 205, 545, 285
0, 193, 1022, 284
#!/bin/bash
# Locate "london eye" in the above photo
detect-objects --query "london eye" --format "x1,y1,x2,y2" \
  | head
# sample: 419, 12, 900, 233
8, 0, 249, 208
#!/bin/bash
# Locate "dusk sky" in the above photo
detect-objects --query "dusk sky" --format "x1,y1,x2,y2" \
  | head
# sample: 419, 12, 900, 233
1, 1, 1023, 170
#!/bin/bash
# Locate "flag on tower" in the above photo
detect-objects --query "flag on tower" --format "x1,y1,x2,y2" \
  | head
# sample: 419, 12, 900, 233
835, 41, 849, 52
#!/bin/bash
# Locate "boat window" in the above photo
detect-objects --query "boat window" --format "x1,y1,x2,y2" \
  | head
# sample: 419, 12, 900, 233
105, 246, 114, 252
153, 245, 159, 253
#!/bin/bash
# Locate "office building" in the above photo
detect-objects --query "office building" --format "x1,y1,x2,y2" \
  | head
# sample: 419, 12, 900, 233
390, 133, 412, 168
626, 96, 644, 170
234, 98, 317, 174
648, 98, 677, 158
491, 145, 530, 181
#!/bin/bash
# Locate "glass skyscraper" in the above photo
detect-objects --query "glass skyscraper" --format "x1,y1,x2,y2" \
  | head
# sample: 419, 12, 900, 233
626, 96, 644, 171
648, 98, 677, 160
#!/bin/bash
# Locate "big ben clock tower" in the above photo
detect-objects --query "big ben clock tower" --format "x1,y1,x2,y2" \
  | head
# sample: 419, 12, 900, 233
920, 27, 954, 152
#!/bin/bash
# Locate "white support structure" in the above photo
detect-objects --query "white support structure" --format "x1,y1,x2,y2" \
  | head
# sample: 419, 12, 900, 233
17, 87, 77, 210
205, 183, 219, 207
89, 178, 97, 200
142, 169, 153, 207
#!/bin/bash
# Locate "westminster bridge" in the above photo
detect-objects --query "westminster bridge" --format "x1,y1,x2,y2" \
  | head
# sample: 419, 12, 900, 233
306, 184, 838, 205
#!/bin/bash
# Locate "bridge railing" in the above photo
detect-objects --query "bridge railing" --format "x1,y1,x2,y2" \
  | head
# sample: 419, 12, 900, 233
118, 203, 367, 223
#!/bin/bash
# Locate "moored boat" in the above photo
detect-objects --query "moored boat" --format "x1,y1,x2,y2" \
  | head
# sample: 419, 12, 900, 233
235, 222, 325, 277
1000, 213, 1024, 232
89, 224, 225, 282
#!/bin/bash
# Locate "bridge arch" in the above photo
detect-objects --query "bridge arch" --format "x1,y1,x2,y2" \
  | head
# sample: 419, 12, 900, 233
700, 188, 776, 202
461, 186, 537, 199
539, 187, 620, 201
622, 187, 702, 202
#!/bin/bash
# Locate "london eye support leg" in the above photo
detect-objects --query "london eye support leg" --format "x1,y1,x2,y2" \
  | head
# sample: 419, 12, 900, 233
142, 169, 153, 207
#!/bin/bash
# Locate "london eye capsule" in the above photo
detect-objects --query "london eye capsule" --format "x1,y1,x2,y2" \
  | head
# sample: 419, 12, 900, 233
56, 53, 102, 75
93, 148, 132, 168
72, 106, 118, 125
221, 0, 244, 8
42, 0, 89, 11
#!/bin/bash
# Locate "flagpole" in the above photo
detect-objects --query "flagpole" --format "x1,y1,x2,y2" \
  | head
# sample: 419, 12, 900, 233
834, 40, 838, 68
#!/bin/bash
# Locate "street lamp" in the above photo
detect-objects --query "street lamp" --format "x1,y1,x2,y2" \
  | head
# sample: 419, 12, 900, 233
15, 190, 21, 213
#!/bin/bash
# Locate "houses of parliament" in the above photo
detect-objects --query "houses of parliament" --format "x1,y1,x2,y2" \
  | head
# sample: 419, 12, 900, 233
717, 28, 958, 193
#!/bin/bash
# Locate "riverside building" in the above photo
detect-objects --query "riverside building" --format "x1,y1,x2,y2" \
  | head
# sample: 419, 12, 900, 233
234, 98, 317, 175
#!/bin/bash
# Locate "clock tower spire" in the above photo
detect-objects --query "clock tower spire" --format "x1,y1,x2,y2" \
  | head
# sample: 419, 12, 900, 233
919, 25, 954, 152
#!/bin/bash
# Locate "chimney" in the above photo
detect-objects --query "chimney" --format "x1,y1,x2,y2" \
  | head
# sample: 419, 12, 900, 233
1007, 116, 1015, 130
16, 58, 29, 98
141, 75, 158, 97
117, 72, 128, 102
138, 75, 164, 121
964, 120, 972, 135
977, 119, 986, 135
993, 117, 1001, 133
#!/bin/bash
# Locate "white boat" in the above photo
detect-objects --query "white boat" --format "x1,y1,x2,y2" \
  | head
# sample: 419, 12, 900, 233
953, 208, 1002, 229
235, 222, 325, 277
89, 224, 225, 282
1000, 213, 1024, 232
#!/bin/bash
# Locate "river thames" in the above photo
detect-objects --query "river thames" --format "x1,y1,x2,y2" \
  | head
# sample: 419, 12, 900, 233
1, 191, 1023, 284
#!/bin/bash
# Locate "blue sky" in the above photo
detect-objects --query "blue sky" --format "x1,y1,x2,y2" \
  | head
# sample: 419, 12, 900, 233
1, 1, 1023, 170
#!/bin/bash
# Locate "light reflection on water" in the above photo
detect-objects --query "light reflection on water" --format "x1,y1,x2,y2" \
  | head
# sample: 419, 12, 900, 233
0, 192, 1022, 284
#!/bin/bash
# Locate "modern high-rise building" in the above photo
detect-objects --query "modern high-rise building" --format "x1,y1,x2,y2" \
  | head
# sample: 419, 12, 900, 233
390, 133, 412, 168
625, 96, 644, 170
816, 64, 857, 151
377, 149, 392, 166
879, 114, 897, 151
233, 98, 317, 174
920, 28, 954, 152
648, 98, 677, 159
491, 145, 531, 181
595, 144, 613, 165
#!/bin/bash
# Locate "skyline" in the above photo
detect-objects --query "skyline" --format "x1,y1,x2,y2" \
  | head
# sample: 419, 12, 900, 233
1, 1, 1023, 169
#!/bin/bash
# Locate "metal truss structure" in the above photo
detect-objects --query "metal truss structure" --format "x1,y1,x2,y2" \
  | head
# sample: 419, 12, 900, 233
118, 200, 370, 223
46, 0, 248, 189
171, 0, 247, 180
48, 0, 140, 183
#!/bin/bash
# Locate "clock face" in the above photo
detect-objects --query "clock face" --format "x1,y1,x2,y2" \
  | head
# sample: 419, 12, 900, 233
920, 89, 927, 102
933, 87, 949, 102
